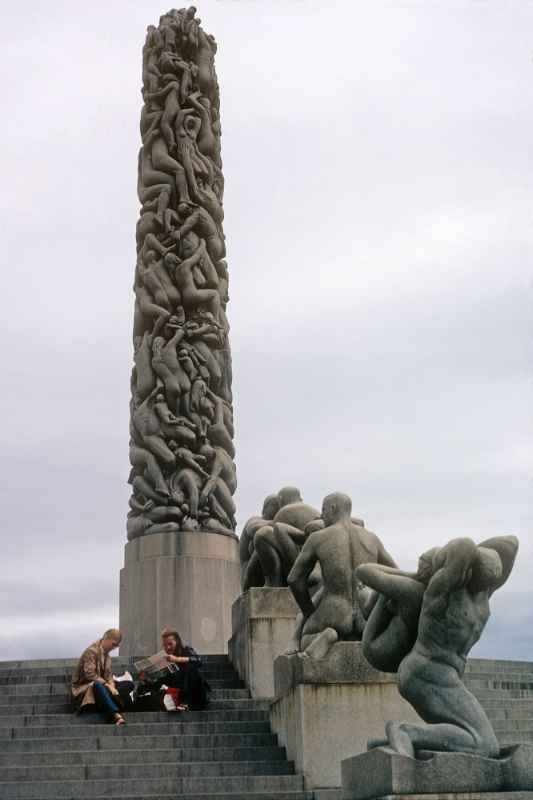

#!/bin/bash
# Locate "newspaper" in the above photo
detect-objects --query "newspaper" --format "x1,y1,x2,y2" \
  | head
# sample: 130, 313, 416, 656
133, 650, 173, 680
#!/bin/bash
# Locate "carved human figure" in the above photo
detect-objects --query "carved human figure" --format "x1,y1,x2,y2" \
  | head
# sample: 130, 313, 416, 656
165, 241, 220, 321
287, 492, 396, 654
198, 443, 237, 528
151, 314, 189, 414
357, 536, 518, 758
239, 494, 281, 590
249, 486, 322, 589
154, 392, 196, 447
129, 9, 235, 538
171, 201, 225, 263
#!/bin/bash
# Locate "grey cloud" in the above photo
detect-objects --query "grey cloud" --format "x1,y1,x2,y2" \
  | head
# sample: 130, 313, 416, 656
0, 0, 531, 660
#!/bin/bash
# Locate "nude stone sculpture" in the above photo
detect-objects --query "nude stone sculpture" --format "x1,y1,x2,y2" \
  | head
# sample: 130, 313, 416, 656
239, 486, 322, 591
239, 494, 281, 590
287, 492, 396, 655
356, 535, 519, 758
128, 8, 235, 539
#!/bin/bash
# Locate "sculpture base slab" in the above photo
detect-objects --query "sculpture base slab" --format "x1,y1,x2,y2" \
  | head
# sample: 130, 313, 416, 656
228, 587, 298, 698
270, 643, 422, 790
119, 531, 240, 656
341, 745, 533, 800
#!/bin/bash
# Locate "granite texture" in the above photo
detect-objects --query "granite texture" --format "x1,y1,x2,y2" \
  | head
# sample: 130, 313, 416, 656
270, 643, 421, 789
341, 744, 533, 800
120, 530, 240, 655
128, 6, 236, 540
228, 587, 298, 698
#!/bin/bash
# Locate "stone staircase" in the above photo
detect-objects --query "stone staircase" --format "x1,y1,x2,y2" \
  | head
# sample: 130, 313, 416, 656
465, 657, 533, 749
0, 654, 311, 799
0, 654, 531, 799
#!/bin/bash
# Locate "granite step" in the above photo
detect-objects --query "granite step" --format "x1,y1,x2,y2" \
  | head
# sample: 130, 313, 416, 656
0, 759, 295, 782
0, 697, 257, 715
8, 719, 272, 740
0, 684, 249, 699
0, 744, 287, 767
0, 773, 305, 798
465, 671, 533, 683
0, 656, 231, 670
0, 707, 270, 727
0, 731, 278, 753
466, 659, 533, 674
0, 667, 238, 682
34, 795, 313, 800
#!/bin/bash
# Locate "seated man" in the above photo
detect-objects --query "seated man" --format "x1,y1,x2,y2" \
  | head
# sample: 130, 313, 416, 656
71, 628, 133, 726
251, 486, 322, 587
288, 492, 396, 655
239, 493, 280, 590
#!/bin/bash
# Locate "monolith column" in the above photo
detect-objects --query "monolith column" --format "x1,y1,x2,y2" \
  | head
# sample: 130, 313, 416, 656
120, 7, 240, 655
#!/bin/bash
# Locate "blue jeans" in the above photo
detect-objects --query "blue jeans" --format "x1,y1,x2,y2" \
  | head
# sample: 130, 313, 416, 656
93, 681, 133, 720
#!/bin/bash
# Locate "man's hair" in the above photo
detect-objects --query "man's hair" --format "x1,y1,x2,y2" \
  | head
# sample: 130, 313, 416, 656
102, 628, 122, 642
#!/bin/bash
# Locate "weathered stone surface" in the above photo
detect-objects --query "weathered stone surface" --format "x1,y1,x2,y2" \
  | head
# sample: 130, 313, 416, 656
341, 744, 533, 800
120, 530, 240, 655
240, 486, 322, 591
274, 642, 393, 698
287, 492, 396, 657
270, 643, 421, 789
356, 536, 519, 758
229, 588, 298, 698
127, 7, 236, 540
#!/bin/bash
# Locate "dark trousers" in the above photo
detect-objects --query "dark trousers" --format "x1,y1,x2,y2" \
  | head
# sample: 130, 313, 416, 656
93, 681, 134, 720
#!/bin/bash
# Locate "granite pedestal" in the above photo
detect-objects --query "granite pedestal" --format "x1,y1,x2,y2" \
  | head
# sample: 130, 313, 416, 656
341, 744, 533, 800
270, 642, 422, 790
228, 587, 298, 698
119, 530, 240, 655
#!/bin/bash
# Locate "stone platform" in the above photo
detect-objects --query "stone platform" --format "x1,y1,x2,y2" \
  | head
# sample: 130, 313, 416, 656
229, 588, 298, 698
341, 745, 533, 800
119, 530, 240, 656
270, 642, 422, 790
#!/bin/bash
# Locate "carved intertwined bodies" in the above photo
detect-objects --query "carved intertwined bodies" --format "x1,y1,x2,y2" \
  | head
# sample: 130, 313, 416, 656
128, 8, 235, 538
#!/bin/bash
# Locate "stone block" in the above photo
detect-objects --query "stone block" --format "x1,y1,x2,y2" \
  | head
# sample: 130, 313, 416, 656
228, 588, 298, 698
341, 744, 533, 800
270, 642, 422, 790
119, 531, 240, 656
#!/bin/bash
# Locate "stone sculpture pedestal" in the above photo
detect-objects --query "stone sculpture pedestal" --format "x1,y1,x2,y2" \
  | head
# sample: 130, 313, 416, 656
270, 642, 422, 791
228, 587, 298, 698
119, 531, 240, 656
341, 744, 533, 800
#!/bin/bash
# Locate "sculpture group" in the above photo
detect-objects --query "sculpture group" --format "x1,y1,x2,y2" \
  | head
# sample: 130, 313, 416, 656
240, 489, 519, 761
128, 7, 236, 540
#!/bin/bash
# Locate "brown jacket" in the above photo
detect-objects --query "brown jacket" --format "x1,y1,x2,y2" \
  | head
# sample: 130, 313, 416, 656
71, 640, 114, 709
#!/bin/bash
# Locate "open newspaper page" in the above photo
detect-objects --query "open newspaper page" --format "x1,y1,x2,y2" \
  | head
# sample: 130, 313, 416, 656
134, 650, 172, 681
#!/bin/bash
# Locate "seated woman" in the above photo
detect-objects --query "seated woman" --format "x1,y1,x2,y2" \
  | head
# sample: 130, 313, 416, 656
159, 627, 210, 711
71, 628, 133, 726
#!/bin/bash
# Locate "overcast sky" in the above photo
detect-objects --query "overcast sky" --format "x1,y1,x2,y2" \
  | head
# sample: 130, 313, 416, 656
1, 0, 531, 661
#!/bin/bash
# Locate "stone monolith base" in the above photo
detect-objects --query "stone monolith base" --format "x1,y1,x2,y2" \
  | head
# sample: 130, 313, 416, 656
341, 745, 533, 800
119, 531, 240, 656
270, 642, 422, 790
228, 587, 298, 698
